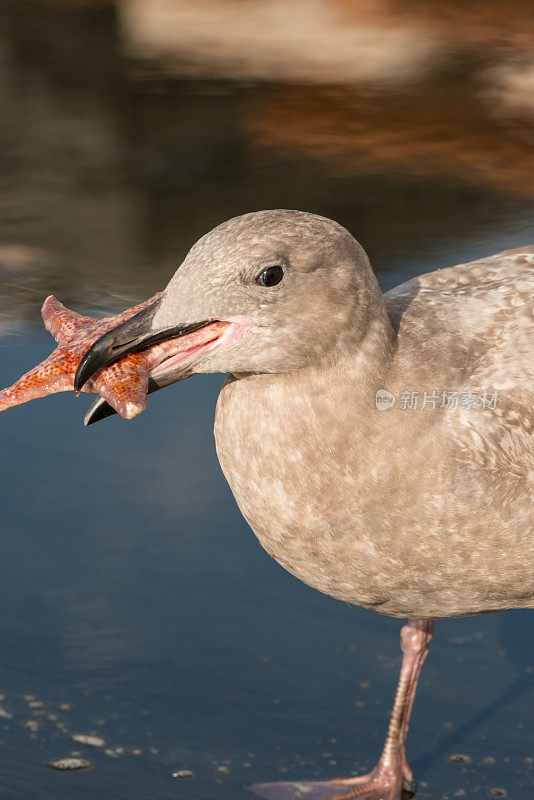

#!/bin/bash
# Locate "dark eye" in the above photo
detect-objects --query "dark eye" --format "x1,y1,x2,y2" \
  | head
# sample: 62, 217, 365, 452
256, 265, 284, 287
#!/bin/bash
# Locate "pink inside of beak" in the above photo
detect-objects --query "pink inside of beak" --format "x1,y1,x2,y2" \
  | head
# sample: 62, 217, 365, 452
150, 315, 254, 377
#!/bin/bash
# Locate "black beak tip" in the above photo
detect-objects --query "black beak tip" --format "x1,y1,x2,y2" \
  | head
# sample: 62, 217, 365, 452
84, 396, 117, 427
74, 357, 91, 394
74, 339, 107, 393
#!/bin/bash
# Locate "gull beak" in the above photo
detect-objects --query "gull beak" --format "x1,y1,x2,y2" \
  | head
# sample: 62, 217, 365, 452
74, 296, 212, 394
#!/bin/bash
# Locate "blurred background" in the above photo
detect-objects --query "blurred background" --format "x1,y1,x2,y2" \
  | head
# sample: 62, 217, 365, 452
0, 1, 532, 798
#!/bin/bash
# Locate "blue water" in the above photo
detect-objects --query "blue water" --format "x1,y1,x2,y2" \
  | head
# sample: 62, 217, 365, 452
0, 3, 533, 798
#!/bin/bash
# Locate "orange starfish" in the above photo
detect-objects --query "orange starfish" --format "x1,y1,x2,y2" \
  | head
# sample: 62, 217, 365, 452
0, 294, 230, 420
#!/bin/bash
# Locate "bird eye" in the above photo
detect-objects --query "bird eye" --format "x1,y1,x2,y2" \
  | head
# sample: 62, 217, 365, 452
256, 265, 284, 287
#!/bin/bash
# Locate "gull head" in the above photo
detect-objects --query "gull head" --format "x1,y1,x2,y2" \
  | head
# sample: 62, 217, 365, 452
75, 210, 379, 399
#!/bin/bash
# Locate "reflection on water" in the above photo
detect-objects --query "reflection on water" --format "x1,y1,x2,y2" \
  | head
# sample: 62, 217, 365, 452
0, 2, 532, 799
246, 82, 534, 195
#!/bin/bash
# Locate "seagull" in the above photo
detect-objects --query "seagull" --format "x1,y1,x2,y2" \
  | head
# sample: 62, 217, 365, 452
10, 211, 534, 799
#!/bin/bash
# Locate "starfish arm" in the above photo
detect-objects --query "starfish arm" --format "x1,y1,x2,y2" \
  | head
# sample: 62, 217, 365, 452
93, 355, 149, 420
42, 292, 162, 344
0, 352, 76, 412
96, 292, 162, 331
41, 296, 93, 343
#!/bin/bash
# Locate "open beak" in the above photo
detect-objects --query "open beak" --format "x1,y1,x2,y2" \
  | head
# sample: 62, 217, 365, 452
74, 296, 214, 394
74, 295, 254, 424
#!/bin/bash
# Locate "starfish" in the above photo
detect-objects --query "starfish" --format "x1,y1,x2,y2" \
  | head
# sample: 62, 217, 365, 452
0, 294, 231, 420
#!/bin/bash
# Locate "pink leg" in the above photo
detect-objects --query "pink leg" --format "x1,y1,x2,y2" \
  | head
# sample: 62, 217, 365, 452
251, 620, 435, 800
398, 621, 434, 787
